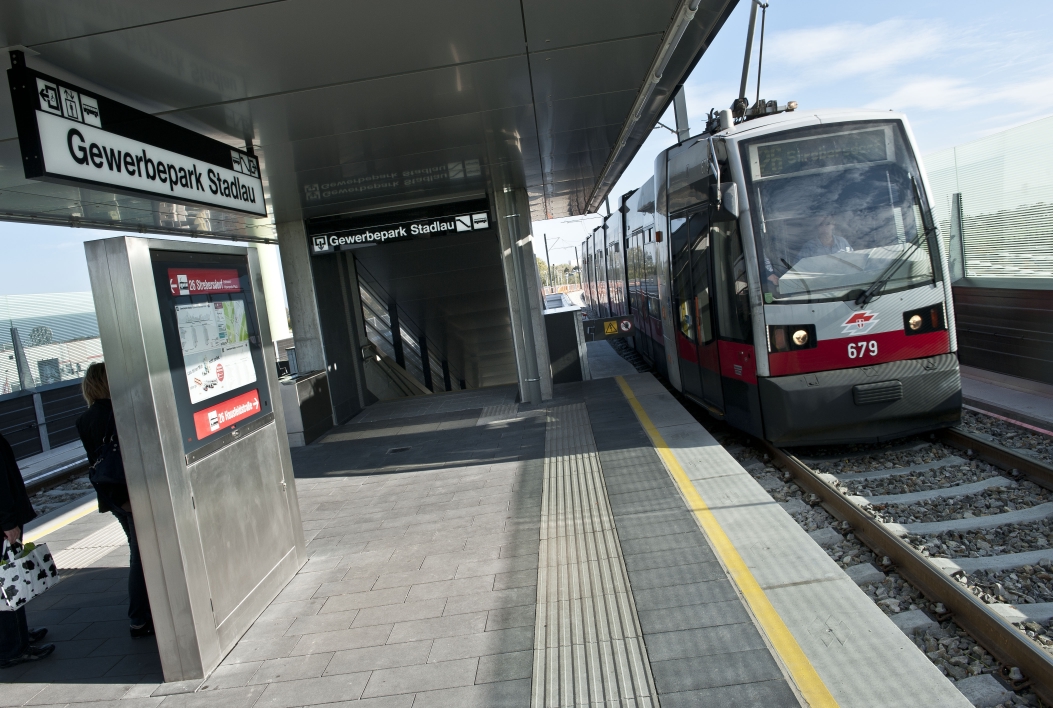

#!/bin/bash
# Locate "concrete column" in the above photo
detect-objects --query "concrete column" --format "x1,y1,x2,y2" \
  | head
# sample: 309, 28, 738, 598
254, 242, 293, 343
275, 221, 325, 372
494, 186, 553, 403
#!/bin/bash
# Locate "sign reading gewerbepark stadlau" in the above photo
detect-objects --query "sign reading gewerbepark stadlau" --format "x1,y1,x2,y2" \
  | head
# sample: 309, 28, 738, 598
6, 51, 266, 217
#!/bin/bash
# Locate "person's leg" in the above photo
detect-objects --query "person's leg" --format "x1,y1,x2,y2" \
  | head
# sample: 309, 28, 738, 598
0, 607, 29, 662
114, 511, 152, 628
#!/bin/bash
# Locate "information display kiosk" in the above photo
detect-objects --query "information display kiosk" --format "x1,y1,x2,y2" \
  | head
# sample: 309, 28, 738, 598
85, 237, 305, 681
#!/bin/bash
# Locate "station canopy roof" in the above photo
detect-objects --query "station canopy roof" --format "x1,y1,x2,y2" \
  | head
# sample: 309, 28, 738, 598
0, 1, 736, 241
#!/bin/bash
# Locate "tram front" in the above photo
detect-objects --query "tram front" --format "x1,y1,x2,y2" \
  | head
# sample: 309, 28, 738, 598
733, 111, 962, 445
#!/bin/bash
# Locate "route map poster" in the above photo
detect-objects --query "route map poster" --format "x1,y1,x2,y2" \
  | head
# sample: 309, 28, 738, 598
176, 299, 257, 404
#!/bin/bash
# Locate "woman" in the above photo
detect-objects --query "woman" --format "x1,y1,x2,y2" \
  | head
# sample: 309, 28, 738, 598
0, 431, 54, 668
76, 363, 153, 638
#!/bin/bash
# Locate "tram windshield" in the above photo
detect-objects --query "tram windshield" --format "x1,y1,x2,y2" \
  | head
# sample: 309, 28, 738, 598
740, 120, 938, 304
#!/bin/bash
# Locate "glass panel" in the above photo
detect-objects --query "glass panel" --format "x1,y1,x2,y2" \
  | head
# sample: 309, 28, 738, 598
742, 121, 937, 303
0, 293, 102, 394
926, 115, 1053, 279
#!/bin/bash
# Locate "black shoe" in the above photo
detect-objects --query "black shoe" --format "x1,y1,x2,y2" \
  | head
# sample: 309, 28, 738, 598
0, 644, 55, 668
129, 621, 154, 638
28, 627, 47, 643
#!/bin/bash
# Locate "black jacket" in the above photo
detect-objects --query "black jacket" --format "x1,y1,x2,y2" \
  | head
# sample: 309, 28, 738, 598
0, 432, 36, 533
77, 399, 129, 513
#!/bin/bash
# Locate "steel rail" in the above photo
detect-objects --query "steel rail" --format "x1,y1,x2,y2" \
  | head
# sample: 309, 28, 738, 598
24, 459, 89, 494
761, 440, 1053, 705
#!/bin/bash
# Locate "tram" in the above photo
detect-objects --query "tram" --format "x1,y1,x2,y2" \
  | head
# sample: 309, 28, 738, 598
583, 107, 962, 446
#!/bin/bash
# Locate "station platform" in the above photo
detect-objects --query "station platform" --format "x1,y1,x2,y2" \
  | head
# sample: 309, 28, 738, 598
961, 365, 1053, 431
8, 362, 969, 706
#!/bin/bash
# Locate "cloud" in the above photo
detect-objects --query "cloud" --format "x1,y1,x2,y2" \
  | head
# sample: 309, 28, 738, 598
766, 19, 944, 90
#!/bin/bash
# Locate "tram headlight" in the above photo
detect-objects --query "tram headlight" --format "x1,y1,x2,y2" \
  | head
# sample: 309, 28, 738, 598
903, 305, 946, 336
768, 324, 817, 353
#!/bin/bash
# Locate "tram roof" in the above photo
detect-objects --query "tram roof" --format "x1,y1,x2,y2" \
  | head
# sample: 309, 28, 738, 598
0, 1, 738, 241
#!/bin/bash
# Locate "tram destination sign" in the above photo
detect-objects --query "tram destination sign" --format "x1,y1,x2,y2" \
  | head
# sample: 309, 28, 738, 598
310, 199, 491, 255
6, 52, 266, 217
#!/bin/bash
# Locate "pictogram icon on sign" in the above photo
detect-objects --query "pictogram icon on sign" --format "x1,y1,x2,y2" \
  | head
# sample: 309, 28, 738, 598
619, 319, 632, 332
604, 320, 618, 335
455, 215, 472, 232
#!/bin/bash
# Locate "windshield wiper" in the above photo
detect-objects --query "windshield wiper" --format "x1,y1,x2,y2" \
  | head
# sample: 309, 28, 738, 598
855, 176, 935, 306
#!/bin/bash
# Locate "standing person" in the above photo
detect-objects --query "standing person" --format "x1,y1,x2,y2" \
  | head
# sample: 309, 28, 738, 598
76, 363, 153, 638
0, 431, 55, 668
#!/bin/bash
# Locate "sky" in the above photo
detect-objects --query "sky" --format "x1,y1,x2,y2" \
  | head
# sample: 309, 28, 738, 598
534, 0, 1053, 267
2, 0, 1051, 292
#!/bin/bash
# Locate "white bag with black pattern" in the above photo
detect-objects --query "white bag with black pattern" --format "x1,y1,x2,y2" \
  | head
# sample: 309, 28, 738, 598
0, 540, 60, 611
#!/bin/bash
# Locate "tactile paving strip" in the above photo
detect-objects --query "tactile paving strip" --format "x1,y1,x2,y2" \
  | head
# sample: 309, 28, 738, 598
53, 520, 126, 572
531, 404, 659, 708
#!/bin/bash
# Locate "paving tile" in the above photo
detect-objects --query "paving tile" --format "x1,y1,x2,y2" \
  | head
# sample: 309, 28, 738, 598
318, 586, 410, 614
285, 609, 358, 636
631, 579, 740, 611
643, 624, 769, 663
351, 598, 446, 628
476, 650, 533, 684
313, 576, 379, 599
418, 547, 501, 570
657, 679, 800, 707
248, 652, 334, 684
241, 618, 296, 642
386, 611, 487, 644
408, 678, 531, 707
361, 657, 478, 698
650, 650, 784, 693
428, 626, 533, 662
492, 568, 537, 591
370, 566, 456, 591
406, 575, 495, 602
624, 560, 727, 590
250, 672, 370, 708
324, 640, 433, 676
485, 604, 536, 632
455, 554, 538, 579
27, 682, 135, 706
0, 683, 47, 707
442, 586, 535, 616
17, 655, 124, 683
221, 636, 301, 664
637, 600, 751, 635
258, 598, 325, 621
103, 651, 164, 677
198, 662, 262, 691
289, 623, 393, 656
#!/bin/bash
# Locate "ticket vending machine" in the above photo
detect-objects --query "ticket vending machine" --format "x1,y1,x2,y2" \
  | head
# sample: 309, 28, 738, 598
85, 237, 306, 681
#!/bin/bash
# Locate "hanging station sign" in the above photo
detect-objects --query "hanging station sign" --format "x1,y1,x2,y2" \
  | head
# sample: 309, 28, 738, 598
307, 197, 492, 255
6, 51, 267, 217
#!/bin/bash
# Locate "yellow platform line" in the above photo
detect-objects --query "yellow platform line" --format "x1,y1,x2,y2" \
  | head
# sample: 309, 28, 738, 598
23, 495, 98, 544
614, 376, 838, 708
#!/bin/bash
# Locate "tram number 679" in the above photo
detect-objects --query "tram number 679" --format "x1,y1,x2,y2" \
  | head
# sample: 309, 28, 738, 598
847, 340, 878, 359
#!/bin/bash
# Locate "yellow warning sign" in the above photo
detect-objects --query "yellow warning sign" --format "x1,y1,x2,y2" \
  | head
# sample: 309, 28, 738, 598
603, 320, 618, 335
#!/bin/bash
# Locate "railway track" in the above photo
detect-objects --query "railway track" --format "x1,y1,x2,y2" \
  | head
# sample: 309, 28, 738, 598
764, 430, 1053, 706
24, 459, 93, 517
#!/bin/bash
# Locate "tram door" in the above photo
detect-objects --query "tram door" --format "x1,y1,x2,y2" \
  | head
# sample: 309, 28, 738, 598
671, 209, 724, 412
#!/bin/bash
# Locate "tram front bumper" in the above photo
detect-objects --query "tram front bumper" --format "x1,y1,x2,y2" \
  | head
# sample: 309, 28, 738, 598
758, 353, 962, 447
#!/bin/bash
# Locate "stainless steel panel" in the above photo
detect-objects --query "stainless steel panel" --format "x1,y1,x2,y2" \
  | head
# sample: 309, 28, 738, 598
84, 236, 305, 682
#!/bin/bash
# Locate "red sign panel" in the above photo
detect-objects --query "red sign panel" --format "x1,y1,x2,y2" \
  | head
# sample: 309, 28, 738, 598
193, 389, 260, 440
167, 268, 241, 296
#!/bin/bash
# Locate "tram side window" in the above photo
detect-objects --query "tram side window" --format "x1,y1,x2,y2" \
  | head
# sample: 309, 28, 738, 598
689, 213, 714, 344
712, 217, 752, 342
675, 260, 695, 342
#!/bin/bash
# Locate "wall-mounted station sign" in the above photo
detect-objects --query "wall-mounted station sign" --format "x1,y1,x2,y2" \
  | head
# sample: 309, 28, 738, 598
6, 51, 266, 217
307, 197, 492, 256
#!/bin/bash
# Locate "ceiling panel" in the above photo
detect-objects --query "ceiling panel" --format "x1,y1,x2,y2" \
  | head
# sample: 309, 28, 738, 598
0, 0, 738, 232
